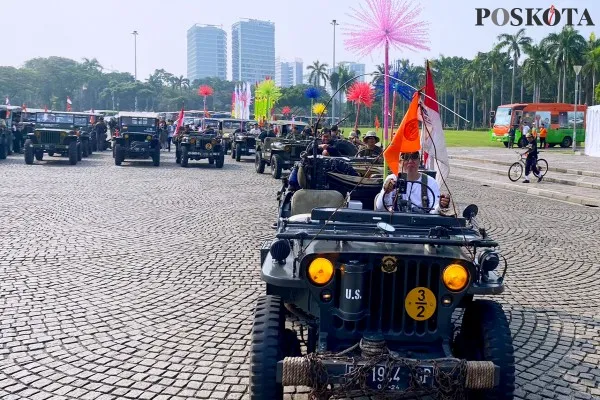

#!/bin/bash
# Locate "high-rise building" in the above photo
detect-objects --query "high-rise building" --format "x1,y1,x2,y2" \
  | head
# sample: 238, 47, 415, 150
275, 58, 303, 87
329, 62, 367, 83
187, 24, 227, 82
232, 19, 275, 83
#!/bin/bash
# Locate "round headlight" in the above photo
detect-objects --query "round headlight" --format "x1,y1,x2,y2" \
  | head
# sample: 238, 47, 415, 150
308, 258, 334, 286
190, 138, 196, 144
147, 135, 152, 141
211, 139, 217, 145
442, 264, 469, 292
478, 250, 500, 272
124, 134, 129, 139
284, 145, 291, 152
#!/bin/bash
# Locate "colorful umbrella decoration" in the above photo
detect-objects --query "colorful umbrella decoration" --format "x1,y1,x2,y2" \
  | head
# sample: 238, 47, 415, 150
198, 85, 214, 118
347, 82, 375, 130
254, 79, 282, 122
312, 102, 327, 117
304, 87, 320, 124
344, 0, 429, 171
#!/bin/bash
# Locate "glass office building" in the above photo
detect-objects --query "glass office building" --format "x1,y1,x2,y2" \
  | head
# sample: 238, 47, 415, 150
187, 24, 227, 81
232, 19, 275, 83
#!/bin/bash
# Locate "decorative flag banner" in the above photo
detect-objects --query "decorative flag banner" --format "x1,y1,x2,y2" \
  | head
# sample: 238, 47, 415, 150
5, 97, 10, 118
22, 103, 27, 112
419, 61, 449, 184
66, 96, 72, 111
175, 105, 185, 134
375, 115, 381, 132
383, 91, 420, 176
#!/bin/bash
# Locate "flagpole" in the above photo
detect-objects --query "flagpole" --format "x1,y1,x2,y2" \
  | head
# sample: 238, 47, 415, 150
383, 40, 390, 174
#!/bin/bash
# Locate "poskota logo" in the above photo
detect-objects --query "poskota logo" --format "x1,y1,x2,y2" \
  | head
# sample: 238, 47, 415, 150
476, 6, 594, 26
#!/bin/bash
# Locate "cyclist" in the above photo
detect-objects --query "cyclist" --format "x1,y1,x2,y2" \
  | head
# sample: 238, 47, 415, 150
522, 132, 543, 183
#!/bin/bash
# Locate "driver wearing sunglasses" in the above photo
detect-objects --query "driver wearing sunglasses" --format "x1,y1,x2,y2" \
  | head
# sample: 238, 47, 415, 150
375, 151, 451, 214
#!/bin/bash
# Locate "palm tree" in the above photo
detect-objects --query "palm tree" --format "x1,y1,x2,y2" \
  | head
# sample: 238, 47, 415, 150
485, 48, 504, 113
583, 33, 600, 105
307, 61, 329, 87
496, 28, 533, 104
523, 44, 551, 103
542, 26, 586, 102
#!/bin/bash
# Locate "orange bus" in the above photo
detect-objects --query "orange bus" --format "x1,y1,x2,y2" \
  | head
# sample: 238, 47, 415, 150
490, 103, 586, 148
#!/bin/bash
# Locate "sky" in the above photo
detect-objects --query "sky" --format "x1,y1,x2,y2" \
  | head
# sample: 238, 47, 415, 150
1, 0, 599, 82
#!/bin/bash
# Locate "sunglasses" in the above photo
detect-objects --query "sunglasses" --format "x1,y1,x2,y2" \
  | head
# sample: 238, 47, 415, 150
400, 152, 420, 161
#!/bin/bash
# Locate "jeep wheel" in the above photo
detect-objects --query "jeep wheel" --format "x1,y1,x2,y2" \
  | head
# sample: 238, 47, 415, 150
208, 157, 214, 165
0, 139, 7, 160
457, 300, 515, 400
48, 151, 54, 157
181, 146, 189, 167
34, 150, 44, 161
152, 148, 160, 167
231, 146, 236, 159
175, 146, 181, 164
271, 155, 283, 179
249, 295, 284, 400
68, 142, 78, 165
235, 143, 242, 162
215, 154, 225, 168
24, 140, 34, 164
560, 136, 572, 148
114, 144, 124, 166
82, 142, 89, 158
77, 143, 82, 161
255, 152, 265, 173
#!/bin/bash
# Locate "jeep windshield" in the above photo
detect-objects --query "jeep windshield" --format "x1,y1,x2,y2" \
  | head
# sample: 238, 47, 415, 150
278, 208, 494, 247
121, 117, 156, 133
36, 113, 74, 124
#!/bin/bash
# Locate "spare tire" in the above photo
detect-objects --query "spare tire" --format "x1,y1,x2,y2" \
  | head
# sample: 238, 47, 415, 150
336, 139, 358, 157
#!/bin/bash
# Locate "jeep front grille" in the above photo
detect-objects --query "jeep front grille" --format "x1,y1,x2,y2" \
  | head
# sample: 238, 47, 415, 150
334, 258, 441, 336
291, 146, 302, 158
40, 131, 62, 144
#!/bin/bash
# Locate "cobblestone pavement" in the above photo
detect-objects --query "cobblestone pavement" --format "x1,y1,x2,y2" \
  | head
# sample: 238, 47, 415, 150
1, 151, 599, 400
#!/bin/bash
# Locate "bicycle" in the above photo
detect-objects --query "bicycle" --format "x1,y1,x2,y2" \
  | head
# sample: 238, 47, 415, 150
507, 150, 548, 182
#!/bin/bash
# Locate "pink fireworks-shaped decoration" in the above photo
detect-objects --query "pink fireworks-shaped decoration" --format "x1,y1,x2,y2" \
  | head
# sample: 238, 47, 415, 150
282, 106, 291, 115
344, 0, 430, 167
344, 0, 430, 56
198, 85, 214, 97
347, 82, 375, 130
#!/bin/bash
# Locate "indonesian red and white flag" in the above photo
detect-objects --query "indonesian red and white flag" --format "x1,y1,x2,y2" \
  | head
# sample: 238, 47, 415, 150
419, 62, 449, 184
5, 97, 10, 118
175, 105, 185, 134
4, 97, 8, 106
66, 96, 72, 111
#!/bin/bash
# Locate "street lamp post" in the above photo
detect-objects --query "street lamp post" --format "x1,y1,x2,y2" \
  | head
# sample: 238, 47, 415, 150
131, 31, 139, 80
331, 19, 339, 125
573, 65, 582, 152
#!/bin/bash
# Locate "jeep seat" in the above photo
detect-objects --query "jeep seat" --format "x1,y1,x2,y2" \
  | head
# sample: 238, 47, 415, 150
290, 189, 345, 216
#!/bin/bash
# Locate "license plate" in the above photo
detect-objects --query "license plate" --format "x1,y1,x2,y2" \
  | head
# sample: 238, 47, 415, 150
346, 364, 435, 390
249, 149, 255, 153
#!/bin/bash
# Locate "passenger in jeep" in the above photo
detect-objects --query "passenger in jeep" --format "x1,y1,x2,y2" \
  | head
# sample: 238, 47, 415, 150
375, 151, 450, 214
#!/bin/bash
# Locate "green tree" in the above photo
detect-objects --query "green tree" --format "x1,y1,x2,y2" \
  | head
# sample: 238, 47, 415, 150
496, 28, 533, 104
306, 61, 329, 87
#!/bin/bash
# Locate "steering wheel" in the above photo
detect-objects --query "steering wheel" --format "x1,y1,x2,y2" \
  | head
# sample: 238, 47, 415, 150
383, 179, 437, 213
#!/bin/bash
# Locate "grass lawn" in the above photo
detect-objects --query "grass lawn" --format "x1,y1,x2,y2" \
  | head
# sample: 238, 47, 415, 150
339, 127, 499, 147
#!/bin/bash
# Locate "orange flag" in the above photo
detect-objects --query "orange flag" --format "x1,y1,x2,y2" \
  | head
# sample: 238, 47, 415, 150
374, 115, 381, 131
383, 92, 421, 175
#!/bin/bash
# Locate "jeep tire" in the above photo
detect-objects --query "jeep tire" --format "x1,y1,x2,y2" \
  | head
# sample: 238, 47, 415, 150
457, 300, 515, 400
271, 154, 283, 179
249, 295, 285, 400
235, 143, 242, 162
175, 145, 181, 164
255, 152, 265, 173
114, 144, 124, 166
35, 150, 44, 161
0, 138, 7, 160
68, 142, 78, 165
152, 148, 160, 167
215, 153, 225, 168
77, 143, 82, 161
181, 146, 189, 167
231, 145, 236, 159
24, 140, 34, 164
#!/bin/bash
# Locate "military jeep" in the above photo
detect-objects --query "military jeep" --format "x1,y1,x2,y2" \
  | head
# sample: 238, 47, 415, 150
24, 112, 82, 165
232, 128, 258, 162
113, 112, 160, 166
72, 112, 100, 158
177, 128, 225, 168
255, 137, 312, 179
0, 105, 20, 159
249, 155, 515, 400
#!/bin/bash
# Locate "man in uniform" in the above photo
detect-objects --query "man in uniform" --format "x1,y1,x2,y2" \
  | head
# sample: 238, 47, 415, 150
358, 131, 382, 157
94, 117, 108, 151
522, 132, 543, 183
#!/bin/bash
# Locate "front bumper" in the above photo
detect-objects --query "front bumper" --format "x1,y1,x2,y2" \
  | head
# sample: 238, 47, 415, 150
188, 150, 222, 156
32, 144, 68, 150
278, 356, 498, 392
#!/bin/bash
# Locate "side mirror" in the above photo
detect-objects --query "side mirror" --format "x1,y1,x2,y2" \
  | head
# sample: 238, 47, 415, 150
462, 204, 479, 220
